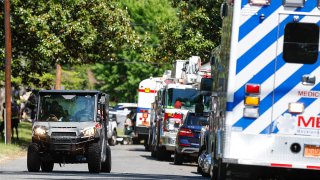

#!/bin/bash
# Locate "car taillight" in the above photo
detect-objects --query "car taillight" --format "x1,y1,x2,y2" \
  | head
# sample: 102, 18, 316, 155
178, 128, 194, 137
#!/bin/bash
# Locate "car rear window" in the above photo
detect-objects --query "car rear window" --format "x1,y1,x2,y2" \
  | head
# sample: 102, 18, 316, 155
184, 114, 208, 125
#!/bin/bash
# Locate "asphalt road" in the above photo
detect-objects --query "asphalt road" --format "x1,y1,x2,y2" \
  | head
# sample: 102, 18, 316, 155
0, 144, 208, 180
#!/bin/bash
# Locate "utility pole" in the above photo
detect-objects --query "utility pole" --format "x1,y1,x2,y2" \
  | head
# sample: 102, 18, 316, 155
4, 0, 12, 144
55, 64, 61, 90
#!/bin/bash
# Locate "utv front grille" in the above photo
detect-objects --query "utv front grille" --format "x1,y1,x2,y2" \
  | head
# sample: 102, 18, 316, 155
51, 138, 78, 144
51, 132, 76, 137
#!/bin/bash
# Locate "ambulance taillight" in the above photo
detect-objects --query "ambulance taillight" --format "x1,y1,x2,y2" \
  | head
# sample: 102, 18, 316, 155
244, 84, 260, 118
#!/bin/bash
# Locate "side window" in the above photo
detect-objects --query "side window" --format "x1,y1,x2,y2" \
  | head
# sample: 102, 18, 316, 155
283, 22, 319, 64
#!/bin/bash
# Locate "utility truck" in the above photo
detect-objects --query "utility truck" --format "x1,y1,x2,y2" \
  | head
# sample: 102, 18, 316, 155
149, 56, 211, 160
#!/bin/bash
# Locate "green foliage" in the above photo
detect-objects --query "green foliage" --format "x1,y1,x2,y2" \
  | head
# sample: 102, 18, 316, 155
0, 0, 137, 89
61, 65, 90, 90
90, 0, 175, 103
0, 0, 223, 103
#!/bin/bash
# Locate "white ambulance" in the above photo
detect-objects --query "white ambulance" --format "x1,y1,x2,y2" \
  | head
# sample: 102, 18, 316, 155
136, 77, 164, 150
208, 0, 320, 179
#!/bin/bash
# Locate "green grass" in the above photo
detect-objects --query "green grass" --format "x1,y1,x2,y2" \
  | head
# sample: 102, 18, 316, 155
0, 121, 32, 160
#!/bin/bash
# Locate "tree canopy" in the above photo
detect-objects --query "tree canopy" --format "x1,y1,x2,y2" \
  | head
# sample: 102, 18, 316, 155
0, 0, 137, 88
0, 0, 223, 102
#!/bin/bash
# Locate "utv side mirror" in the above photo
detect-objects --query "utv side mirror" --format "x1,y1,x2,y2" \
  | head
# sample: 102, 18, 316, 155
220, 3, 228, 19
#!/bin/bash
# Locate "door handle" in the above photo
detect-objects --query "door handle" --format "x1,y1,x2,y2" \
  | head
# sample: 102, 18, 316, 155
302, 75, 315, 86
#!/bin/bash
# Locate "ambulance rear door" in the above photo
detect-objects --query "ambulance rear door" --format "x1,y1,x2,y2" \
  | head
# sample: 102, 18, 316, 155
273, 13, 320, 136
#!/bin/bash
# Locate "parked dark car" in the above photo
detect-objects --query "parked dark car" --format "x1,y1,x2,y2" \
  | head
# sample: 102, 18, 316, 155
174, 112, 209, 165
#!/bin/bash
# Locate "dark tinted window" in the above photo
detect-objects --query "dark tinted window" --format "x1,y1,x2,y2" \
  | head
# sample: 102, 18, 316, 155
283, 23, 319, 64
184, 113, 208, 126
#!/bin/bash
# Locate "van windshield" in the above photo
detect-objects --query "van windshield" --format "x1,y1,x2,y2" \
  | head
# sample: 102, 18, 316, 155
166, 88, 198, 111
37, 94, 96, 122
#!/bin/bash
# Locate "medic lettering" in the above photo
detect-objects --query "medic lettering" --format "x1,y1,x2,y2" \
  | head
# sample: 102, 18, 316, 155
298, 91, 320, 98
298, 116, 320, 128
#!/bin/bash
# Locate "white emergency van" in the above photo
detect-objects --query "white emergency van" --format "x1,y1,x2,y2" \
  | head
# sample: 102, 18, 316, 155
136, 77, 164, 150
208, 0, 320, 179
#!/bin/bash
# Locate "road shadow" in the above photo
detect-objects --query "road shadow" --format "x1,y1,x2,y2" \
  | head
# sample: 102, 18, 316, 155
0, 171, 209, 179
127, 147, 146, 152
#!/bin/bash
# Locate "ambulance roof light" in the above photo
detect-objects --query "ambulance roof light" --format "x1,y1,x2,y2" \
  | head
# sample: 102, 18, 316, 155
283, 0, 305, 7
249, 0, 270, 6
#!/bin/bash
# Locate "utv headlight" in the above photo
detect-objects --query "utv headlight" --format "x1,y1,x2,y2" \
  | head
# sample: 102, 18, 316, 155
33, 126, 47, 136
82, 127, 96, 137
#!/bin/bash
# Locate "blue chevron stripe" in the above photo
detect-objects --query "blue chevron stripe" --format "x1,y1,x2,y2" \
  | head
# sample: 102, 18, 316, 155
233, 62, 320, 130
230, 53, 284, 111
239, 1, 283, 41
241, 0, 247, 8
260, 82, 320, 134
236, 15, 306, 74
238, 1, 314, 42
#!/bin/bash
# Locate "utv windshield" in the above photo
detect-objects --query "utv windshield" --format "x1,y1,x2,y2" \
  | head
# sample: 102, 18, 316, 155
38, 94, 96, 122
166, 88, 200, 111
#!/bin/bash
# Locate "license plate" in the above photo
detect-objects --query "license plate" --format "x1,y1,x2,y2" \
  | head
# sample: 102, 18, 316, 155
304, 145, 320, 158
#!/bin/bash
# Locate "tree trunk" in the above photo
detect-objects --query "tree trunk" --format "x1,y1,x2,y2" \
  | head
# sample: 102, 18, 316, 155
55, 64, 62, 90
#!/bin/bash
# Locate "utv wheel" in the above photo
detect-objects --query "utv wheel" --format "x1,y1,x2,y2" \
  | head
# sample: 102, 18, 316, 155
88, 143, 101, 173
101, 146, 112, 173
108, 131, 117, 146
174, 150, 183, 165
27, 143, 41, 172
41, 161, 54, 172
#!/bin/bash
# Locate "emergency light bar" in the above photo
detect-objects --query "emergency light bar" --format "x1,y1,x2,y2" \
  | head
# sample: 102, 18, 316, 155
249, 0, 270, 6
283, 0, 305, 7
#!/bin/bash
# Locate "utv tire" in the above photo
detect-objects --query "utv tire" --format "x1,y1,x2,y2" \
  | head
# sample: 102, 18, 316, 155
174, 150, 183, 165
27, 143, 41, 172
41, 161, 54, 172
88, 143, 101, 173
101, 146, 112, 173
108, 131, 117, 146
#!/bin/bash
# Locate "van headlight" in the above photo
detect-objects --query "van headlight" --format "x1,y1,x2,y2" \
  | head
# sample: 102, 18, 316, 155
82, 127, 96, 137
33, 126, 47, 136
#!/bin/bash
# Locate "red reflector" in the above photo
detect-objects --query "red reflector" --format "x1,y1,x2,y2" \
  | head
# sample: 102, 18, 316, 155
245, 84, 260, 94
179, 143, 191, 147
307, 165, 320, 170
271, 163, 292, 168
178, 128, 194, 137
95, 123, 101, 129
